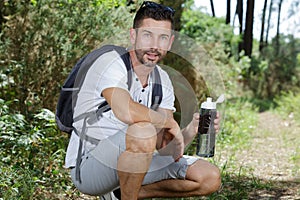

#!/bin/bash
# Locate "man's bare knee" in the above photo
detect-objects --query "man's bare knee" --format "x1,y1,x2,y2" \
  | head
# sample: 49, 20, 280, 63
126, 122, 157, 153
207, 166, 221, 193
199, 165, 221, 195
187, 160, 221, 196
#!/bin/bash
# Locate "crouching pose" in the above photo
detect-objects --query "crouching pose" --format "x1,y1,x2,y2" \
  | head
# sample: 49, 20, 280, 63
65, 1, 221, 199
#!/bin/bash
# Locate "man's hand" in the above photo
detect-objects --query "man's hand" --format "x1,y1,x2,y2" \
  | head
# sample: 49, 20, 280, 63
158, 118, 184, 162
180, 112, 222, 148
214, 112, 221, 133
190, 112, 221, 136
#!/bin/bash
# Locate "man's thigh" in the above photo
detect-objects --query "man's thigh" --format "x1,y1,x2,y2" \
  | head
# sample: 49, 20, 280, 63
71, 153, 119, 196
143, 154, 199, 185
72, 131, 199, 195
71, 132, 125, 196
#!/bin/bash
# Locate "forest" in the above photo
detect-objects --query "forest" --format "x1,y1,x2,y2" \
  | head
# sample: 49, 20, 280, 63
0, 0, 299, 199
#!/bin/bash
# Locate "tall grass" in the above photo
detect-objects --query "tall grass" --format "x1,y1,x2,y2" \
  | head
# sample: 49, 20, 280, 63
274, 91, 300, 123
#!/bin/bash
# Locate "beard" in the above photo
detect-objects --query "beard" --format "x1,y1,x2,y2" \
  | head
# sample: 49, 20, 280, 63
134, 48, 163, 68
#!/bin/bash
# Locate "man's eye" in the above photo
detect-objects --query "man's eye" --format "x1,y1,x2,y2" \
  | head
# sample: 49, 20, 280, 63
161, 36, 168, 40
144, 33, 151, 38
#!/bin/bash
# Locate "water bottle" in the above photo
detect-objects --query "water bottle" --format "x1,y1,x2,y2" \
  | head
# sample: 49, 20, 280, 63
196, 95, 224, 157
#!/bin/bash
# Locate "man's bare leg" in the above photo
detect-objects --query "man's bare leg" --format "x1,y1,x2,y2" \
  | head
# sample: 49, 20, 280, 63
117, 122, 157, 200
138, 159, 221, 199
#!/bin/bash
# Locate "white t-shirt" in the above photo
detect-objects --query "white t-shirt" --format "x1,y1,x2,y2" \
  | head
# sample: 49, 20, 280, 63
65, 50, 175, 168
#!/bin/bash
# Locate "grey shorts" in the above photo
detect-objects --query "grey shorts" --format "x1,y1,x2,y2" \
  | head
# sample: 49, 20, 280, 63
70, 131, 199, 196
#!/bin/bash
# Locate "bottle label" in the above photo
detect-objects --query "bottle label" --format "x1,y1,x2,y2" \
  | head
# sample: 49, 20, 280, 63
196, 108, 217, 157
198, 109, 216, 134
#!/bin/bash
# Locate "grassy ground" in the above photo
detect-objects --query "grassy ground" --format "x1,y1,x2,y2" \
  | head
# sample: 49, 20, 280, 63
212, 111, 300, 200
74, 109, 300, 200
148, 110, 300, 200
142, 110, 300, 200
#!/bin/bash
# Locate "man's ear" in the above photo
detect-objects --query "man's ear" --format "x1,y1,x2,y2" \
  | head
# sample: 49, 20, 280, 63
130, 28, 136, 45
168, 34, 175, 51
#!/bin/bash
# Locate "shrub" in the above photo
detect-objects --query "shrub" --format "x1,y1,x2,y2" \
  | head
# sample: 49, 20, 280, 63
0, 98, 72, 199
0, 0, 132, 115
274, 91, 300, 123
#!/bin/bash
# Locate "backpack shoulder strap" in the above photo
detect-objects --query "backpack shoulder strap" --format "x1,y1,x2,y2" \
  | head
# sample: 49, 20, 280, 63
86, 46, 132, 124
114, 49, 162, 111
150, 67, 163, 111
113, 46, 133, 88
91, 45, 132, 88
89, 47, 164, 124
73, 45, 122, 88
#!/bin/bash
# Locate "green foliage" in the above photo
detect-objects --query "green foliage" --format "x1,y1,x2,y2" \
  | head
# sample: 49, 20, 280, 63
0, 166, 35, 200
273, 92, 300, 190
207, 99, 264, 200
0, 0, 132, 115
181, 8, 233, 45
274, 92, 300, 177
0, 98, 72, 199
1, 0, 299, 199
181, 6, 300, 101
180, 8, 252, 99
218, 98, 258, 149
274, 91, 300, 123
247, 35, 300, 100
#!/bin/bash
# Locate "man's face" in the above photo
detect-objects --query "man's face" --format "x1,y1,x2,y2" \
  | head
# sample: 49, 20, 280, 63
130, 18, 174, 67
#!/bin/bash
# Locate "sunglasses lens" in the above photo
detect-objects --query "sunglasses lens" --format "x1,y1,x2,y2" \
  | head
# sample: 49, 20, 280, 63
141, 1, 175, 15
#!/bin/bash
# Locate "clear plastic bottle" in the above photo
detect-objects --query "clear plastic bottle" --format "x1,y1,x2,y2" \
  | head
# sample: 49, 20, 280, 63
196, 97, 218, 157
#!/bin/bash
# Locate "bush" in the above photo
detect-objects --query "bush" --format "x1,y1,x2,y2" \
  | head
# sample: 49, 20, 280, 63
180, 8, 252, 99
0, 98, 73, 199
274, 91, 300, 124
0, 0, 132, 115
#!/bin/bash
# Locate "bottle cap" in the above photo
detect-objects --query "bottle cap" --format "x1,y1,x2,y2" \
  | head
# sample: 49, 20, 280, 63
201, 94, 225, 109
201, 97, 216, 109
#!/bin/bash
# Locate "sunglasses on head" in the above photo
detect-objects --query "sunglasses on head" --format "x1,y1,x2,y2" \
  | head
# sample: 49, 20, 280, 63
140, 1, 175, 15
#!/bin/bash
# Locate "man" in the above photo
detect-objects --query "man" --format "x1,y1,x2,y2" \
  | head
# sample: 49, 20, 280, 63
65, 1, 221, 199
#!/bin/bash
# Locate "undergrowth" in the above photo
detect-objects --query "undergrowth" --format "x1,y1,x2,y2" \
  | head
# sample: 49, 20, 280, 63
1, 94, 299, 199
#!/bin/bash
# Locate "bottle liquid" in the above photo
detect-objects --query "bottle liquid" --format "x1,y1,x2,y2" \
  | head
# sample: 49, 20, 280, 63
196, 95, 224, 157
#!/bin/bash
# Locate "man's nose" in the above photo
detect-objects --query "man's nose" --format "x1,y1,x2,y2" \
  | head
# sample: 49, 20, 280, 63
150, 36, 160, 50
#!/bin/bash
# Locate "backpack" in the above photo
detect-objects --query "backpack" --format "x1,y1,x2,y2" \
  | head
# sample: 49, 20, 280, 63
55, 45, 163, 134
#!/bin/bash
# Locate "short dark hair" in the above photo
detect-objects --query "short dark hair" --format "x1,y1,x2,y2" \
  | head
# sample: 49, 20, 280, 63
133, 1, 175, 30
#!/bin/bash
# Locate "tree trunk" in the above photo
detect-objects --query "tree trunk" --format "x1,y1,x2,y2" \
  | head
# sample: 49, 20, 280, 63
236, 0, 244, 54
265, 0, 273, 44
237, 0, 244, 34
226, 0, 231, 24
244, 0, 255, 57
210, 0, 216, 17
275, 0, 283, 56
0, 1, 5, 33
160, 0, 185, 31
259, 0, 268, 52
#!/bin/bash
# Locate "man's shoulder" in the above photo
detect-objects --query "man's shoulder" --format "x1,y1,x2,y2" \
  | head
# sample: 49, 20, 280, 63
155, 65, 171, 80
91, 48, 127, 70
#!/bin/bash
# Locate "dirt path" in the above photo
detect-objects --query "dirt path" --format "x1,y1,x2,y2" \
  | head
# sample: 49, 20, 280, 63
236, 111, 300, 199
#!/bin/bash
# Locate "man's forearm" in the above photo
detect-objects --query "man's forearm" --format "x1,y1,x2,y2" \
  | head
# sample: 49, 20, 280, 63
103, 87, 170, 128
181, 121, 197, 147
126, 100, 171, 129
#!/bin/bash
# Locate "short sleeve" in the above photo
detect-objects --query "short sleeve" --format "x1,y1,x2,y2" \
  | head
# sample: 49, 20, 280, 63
94, 51, 128, 94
